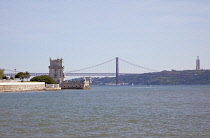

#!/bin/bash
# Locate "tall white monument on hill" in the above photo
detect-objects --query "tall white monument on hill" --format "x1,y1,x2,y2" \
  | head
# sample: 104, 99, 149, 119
49, 58, 65, 84
196, 56, 200, 70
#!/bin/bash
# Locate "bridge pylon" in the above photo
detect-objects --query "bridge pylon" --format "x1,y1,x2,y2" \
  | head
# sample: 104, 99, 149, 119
116, 57, 119, 85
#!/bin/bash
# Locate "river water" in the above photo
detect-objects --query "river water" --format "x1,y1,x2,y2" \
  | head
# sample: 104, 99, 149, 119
0, 85, 210, 137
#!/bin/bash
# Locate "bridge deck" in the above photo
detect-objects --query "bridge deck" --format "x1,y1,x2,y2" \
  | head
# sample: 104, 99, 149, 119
5, 73, 139, 77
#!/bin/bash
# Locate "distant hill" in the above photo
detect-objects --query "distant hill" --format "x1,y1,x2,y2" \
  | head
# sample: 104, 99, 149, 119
92, 70, 210, 85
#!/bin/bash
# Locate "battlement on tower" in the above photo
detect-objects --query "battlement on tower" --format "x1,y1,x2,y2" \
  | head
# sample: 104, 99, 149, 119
49, 58, 64, 69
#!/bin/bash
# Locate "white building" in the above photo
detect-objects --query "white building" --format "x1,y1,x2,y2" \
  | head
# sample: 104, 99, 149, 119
49, 58, 65, 84
49, 58, 91, 89
196, 56, 200, 70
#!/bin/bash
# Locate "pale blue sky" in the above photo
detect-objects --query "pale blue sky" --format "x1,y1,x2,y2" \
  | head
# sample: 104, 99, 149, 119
1, 0, 210, 73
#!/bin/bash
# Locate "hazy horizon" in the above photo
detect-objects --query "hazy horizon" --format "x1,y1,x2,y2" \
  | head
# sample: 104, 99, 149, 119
1, 0, 210, 73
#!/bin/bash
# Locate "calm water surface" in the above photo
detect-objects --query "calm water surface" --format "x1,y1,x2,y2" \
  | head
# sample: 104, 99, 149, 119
0, 85, 210, 137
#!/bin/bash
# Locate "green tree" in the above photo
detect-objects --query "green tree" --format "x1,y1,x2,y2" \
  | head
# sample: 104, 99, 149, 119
10, 76, 14, 80
2, 76, 8, 79
0, 69, 5, 79
15, 72, 25, 80
25, 71, 30, 81
30, 75, 56, 84
15, 72, 31, 80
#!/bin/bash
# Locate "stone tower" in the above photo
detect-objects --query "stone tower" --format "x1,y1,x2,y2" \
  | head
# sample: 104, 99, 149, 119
49, 58, 65, 84
196, 56, 200, 70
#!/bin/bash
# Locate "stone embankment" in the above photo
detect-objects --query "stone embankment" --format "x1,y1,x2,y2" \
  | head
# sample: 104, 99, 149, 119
0, 80, 61, 92
45, 84, 61, 91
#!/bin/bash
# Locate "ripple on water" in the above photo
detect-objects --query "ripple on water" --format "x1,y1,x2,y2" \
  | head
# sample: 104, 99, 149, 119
0, 86, 210, 137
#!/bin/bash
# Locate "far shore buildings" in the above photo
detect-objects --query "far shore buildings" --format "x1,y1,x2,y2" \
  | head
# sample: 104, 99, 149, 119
49, 58, 91, 89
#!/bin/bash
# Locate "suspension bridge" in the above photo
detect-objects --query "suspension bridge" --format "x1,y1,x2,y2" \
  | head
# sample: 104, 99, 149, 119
2, 57, 158, 85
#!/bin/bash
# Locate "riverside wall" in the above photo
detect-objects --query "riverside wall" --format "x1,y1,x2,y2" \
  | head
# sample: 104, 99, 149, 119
0, 80, 21, 83
0, 82, 46, 92
61, 80, 91, 89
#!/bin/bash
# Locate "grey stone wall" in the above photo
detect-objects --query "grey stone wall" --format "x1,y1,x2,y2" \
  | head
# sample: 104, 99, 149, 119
0, 80, 21, 83
61, 79, 91, 89
0, 82, 45, 92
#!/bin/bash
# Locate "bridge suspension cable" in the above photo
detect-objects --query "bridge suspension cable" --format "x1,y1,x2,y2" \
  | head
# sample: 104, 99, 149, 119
2, 57, 159, 77
119, 58, 159, 72
66, 58, 116, 73
0, 68, 21, 73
